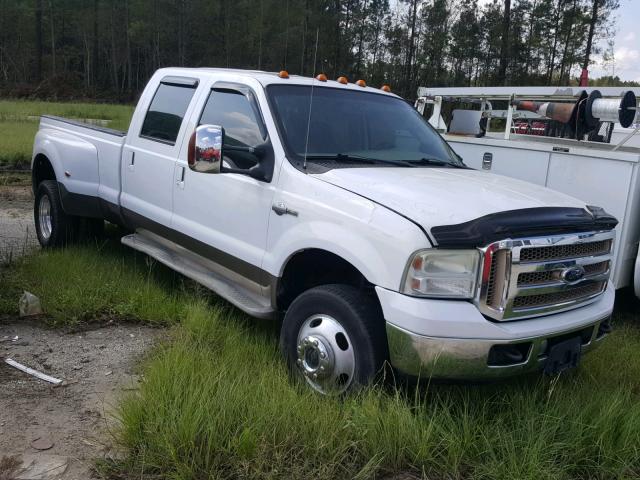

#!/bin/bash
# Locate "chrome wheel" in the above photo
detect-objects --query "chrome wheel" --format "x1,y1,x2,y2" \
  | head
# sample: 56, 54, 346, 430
38, 194, 53, 241
296, 314, 355, 394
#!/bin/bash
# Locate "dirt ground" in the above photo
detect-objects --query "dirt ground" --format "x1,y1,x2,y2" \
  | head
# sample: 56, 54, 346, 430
0, 185, 163, 479
0, 320, 161, 479
0, 184, 38, 264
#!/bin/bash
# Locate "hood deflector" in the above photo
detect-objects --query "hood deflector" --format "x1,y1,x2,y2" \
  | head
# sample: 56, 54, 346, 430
431, 206, 618, 249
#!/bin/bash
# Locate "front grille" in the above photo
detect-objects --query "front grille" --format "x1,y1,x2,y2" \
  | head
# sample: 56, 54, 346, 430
519, 239, 612, 263
512, 281, 605, 310
485, 252, 499, 305
583, 261, 609, 276
478, 231, 614, 321
518, 270, 554, 286
486, 249, 509, 308
517, 260, 610, 286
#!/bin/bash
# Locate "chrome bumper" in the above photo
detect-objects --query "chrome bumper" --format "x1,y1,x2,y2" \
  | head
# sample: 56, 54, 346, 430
386, 316, 611, 380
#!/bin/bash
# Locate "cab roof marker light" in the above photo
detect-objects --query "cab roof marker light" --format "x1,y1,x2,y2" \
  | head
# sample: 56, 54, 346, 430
356, 79, 366, 87
316, 73, 328, 82
278, 70, 289, 79
381, 84, 391, 92
337, 76, 348, 85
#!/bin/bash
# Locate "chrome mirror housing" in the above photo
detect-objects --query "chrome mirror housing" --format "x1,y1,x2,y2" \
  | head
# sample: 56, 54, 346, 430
188, 124, 224, 174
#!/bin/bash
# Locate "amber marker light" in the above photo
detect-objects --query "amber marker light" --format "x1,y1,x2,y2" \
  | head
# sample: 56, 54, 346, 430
381, 84, 391, 92
337, 76, 348, 84
278, 70, 289, 79
316, 73, 328, 82
356, 79, 366, 87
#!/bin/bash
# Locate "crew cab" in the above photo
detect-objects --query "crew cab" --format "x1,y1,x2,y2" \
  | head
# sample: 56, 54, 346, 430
31, 68, 617, 394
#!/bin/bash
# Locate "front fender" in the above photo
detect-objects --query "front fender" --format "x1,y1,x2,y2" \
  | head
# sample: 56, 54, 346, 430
264, 201, 429, 291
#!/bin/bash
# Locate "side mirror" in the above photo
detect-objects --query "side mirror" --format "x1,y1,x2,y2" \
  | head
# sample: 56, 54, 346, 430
188, 124, 224, 174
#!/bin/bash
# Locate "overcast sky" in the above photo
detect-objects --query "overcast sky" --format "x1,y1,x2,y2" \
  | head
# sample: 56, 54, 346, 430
474, 0, 639, 82
587, 0, 639, 82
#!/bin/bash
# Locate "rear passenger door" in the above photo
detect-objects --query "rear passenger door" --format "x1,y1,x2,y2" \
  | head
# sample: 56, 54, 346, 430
121, 76, 199, 228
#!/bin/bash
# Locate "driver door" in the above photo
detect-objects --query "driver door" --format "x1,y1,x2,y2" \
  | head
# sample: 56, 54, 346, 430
171, 83, 276, 285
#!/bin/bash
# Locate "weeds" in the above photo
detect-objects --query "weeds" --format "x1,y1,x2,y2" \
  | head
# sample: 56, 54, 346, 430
1, 237, 640, 479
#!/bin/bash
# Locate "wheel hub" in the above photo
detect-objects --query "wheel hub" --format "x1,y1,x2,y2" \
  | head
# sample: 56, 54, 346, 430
297, 335, 333, 380
295, 314, 355, 394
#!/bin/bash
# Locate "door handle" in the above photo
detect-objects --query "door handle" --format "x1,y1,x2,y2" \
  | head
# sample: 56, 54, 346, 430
128, 152, 135, 171
176, 166, 185, 189
272, 202, 298, 217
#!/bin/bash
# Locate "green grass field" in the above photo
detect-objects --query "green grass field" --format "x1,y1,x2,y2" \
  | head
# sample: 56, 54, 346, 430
0, 99, 133, 169
1, 236, 640, 479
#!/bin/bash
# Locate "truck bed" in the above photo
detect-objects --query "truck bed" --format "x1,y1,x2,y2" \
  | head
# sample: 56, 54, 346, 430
41, 114, 127, 137
36, 115, 128, 218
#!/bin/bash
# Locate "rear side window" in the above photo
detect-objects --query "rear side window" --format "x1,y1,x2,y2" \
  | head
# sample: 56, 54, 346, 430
140, 82, 196, 144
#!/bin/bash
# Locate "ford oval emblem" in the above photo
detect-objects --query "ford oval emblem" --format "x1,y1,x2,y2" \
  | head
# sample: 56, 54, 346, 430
561, 266, 585, 283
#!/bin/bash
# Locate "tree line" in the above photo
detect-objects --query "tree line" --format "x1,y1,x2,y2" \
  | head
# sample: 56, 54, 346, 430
0, 0, 624, 101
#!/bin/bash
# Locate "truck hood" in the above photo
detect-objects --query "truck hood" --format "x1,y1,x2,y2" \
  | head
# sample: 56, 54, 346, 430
312, 167, 587, 231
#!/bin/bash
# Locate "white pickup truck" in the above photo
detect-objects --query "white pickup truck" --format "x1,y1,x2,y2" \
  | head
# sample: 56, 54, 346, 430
32, 68, 617, 393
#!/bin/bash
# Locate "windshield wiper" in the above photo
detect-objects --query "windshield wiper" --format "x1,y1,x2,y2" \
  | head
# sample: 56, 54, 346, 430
304, 153, 415, 167
408, 157, 468, 169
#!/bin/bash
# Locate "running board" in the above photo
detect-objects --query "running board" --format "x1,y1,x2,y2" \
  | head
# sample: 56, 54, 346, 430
121, 232, 274, 319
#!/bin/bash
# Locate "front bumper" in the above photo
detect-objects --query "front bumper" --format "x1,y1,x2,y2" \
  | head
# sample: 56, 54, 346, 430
376, 283, 615, 380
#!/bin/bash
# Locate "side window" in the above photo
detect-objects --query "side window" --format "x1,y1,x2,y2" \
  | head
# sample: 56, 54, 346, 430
200, 90, 265, 146
140, 82, 197, 144
199, 89, 266, 168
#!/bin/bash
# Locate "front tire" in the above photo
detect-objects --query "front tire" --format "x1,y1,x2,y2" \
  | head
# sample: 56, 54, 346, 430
34, 180, 76, 247
280, 284, 388, 394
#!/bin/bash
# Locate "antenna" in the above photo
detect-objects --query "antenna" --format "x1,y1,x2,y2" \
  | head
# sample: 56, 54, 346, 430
302, 28, 320, 171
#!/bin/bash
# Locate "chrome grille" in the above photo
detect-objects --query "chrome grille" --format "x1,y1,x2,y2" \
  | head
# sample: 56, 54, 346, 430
519, 240, 612, 263
478, 231, 614, 321
512, 281, 606, 309
485, 249, 510, 308
485, 252, 499, 304
517, 260, 610, 286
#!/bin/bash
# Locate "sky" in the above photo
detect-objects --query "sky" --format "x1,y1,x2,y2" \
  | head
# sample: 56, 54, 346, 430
474, 0, 640, 82
587, 0, 639, 82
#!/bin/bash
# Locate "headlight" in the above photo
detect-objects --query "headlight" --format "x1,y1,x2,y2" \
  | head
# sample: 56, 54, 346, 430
401, 250, 480, 299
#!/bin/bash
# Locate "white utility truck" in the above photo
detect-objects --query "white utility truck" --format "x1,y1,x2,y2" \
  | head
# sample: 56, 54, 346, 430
416, 86, 640, 299
32, 69, 616, 393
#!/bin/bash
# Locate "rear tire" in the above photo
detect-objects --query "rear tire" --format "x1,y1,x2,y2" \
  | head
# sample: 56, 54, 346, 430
34, 180, 77, 247
280, 284, 388, 394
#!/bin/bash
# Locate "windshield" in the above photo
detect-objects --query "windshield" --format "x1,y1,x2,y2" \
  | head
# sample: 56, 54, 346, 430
267, 84, 463, 168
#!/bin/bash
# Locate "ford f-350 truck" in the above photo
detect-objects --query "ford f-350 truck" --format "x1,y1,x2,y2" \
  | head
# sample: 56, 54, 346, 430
32, 68, 617, 394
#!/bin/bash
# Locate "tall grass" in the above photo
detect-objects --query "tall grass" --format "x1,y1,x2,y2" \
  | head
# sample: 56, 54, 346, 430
0, 235, 192, 325
2, 238, 640, 479
112, 306, 640, 480
0, 99, 133, 169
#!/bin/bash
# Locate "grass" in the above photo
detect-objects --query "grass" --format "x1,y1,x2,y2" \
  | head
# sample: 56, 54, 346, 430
2, 237, 640, 479
0, 171, 31, 186
0, 99, 134, 169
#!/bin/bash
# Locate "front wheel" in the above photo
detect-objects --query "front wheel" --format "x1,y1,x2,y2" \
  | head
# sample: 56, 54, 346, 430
280, 284, 388, 394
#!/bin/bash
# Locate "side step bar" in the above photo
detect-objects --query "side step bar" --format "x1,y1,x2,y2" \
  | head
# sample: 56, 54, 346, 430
121, 232, 274, 319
